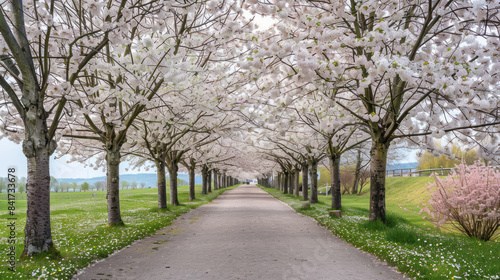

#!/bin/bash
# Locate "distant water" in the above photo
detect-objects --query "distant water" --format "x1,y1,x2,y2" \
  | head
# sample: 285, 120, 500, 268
386, 162, 418, 170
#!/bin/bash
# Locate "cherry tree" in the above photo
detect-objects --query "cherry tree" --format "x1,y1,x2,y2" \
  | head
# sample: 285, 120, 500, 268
0, 0, 145, 255
61, 0, 248, 223
290, 93, 369, 210
244, 0, 500, 222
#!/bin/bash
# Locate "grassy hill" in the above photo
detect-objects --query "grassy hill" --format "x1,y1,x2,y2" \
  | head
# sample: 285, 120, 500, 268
326, 176, 435, 229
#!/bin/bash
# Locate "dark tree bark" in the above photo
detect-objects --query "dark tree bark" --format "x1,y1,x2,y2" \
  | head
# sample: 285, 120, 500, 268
188, 158, 196, 201
280, 173, 283, 191
156, 160, 167, 209
302, 164, 309, 201
201, 165, 208, 195
309, 160, 318, 204
213, 170, 218, 190
330, 155, 341, 210
283, 171, 289, 194
207, 170, 212, 192
294, 168, 300, 197
106, 148, 123, 225
167, 162, 180, 206
352, 149, 362, 194
22, 144, 54, 257
369, 141, 390, 222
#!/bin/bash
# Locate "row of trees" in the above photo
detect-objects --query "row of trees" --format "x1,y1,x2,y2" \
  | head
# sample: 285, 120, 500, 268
0, 176, 201, 193
0, 176, 26, 193
0, 0, 254, 256
1, 0, 499, 257
245, 0, 499, 223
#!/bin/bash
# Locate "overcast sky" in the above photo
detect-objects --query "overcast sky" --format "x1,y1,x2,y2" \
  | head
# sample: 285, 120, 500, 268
0, 138, 139, 178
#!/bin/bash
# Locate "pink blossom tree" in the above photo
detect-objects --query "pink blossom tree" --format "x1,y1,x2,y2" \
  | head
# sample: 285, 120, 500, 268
421, 162, 500, 241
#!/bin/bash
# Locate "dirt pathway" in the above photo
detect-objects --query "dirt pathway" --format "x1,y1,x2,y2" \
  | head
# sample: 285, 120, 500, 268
74, 185, 407, 280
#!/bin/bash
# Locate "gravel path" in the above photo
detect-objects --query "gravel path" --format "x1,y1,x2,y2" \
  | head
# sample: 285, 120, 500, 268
74, 184, 407, 280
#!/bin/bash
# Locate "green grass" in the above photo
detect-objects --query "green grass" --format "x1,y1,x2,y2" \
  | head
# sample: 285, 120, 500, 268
0, 184, 238, 279
260, 178, 500, 280
319, 176, 438, 230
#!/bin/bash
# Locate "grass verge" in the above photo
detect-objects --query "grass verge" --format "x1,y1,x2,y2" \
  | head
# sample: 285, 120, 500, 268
0, 185, 238, 279
259, 185, 500, 280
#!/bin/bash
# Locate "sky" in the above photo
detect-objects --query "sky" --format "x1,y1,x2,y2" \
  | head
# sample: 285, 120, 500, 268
0, 138, 418, 179
0, 138, 139, 179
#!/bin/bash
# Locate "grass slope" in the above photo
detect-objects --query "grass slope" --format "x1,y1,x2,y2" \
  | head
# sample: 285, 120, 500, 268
0, 184, 237, 279
339, 176, 435, 229
260, 177, 500, 279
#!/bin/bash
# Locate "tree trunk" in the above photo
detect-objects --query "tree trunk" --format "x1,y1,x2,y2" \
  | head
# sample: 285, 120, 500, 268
281, 173, 285, 192
22, 149, 54, 257
188, 162, 195, 201
213, 170, 217, 190
352, 149, 362, 194
310, 161, 318, 204
302, 164, 309, 201
369, 141, 390, 222
207, 170, 212, 192
294, 168, 300, 196
156, 160, 167, 209
283, 172, 289, 194
21, 97, 58, 256
168, 163, 180, 206
201, 165, 208, 195
106, 148, 123, 225
330, 155, 341, 210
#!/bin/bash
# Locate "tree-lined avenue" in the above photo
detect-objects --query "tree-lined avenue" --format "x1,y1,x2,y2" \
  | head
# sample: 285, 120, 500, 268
75, 185, 406, 280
